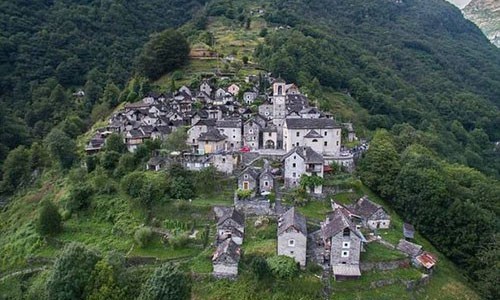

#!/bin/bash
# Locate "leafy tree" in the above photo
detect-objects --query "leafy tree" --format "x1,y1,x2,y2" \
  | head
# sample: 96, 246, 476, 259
299, 174, 324, 190
139, 263, 191, 300
266, 255, 299, 279
250, 256, 271, 280
105, 134, 127, 153
67, 184, 94, 212
46, 243, 101, 300
86, 155, 98, 173
86, 259, 126, 300
0, 146, 31, 193
100, 151, 121, 171
37, 200, 62, 236
45, 128, 77, 169
136, 29, 190, 80
164, 127, 189, 152
114, 153, 137, 177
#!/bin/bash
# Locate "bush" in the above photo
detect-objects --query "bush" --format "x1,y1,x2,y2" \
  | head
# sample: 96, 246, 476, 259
37, 200, 63, 236
237, 189, 252, 199
139, 263, 191, 300
100, 151, 121, 171
169, 233, 190, 250
134, 227, 153, 248
250, 256, 271, 280
266, 255, 299, 279
67, 184, 94, 212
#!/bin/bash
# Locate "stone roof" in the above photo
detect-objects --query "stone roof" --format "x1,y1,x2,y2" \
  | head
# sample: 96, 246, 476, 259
403, 223, 415, 239
216, 207, 245, 228
285, 118, 340, 129
278, 207, 307, 235
239, 167, 260, 180
321, 209, 361, 240
304, 130, 323, 139
152, 126, 171, 134
198, 128, 226, 142
212, 239, 241, 263
351, 197, 386, 219
194, 119, 217, 127
283, 146, 323, 164
216, 119, 241, 128
147, 156, 166, 166
416, 252, 437, 269
396, 239, 422, 257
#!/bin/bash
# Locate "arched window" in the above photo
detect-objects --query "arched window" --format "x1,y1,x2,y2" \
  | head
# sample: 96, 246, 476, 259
312, 139, 318, 142
278, 86, 283, 95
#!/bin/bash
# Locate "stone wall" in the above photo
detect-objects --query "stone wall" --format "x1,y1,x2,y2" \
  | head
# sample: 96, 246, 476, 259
360, 258, 410, 272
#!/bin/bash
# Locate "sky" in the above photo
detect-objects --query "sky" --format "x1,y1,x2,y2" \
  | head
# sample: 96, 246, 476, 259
445, 0, 472, 9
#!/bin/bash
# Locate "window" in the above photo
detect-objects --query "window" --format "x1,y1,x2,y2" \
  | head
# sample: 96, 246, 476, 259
341, 251, 349, 258
343, 242, 350, 249
233, 136, 236, 139
288, 239, 295, 247
292, 163, 296, 168
292, 172, 296, 178
343, 228, 350, 236
293, 156, 296, 159
290, 251, 294, 254
269, 132, 272, 137
324, 131, 327, 136
296, 132, 300, 137
324, 141, 328, 146
249, 129, 253, 134
336, 141, 339, 146
244, 174, 248, 179
264, 181, 269, 186
312, 139, 318, 142
222, 158, 226, 163
296, 142, 300, 146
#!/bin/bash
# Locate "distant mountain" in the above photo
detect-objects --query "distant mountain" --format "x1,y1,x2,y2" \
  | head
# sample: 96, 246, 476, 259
463, 0, 500, 46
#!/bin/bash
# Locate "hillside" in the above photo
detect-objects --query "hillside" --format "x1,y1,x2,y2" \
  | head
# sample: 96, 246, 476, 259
463, 0, 500, 47
0, 0, 499, 299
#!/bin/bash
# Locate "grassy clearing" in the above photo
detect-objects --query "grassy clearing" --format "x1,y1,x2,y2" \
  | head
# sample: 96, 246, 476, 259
361, 242, 406, 262
243, 217, 276, 257
296, 199, 331, 222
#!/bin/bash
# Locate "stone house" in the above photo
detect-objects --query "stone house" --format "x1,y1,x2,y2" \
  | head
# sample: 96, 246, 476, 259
258, 101, 273, 119
277, 207, 307, 267
299, 107, 321, 119
215, 206, 245, 243
217, 119, 242, 150
283, 118, 342, 156
243, 119, 261, 150
243, 91, 257, 104
350, 197, 391, 230
211, 152, 238, 174
200, 80, 213, 96
396, 239, 422, 258
187, 119, 216, 153
282, 146, 324, 194
321, 208, 365, 280
212, 239, 241, 278
146, 156, 167, 171
227, 84, 240, 96
151, 126, 171, 140
198, 128, 226, 154
238, 167, 259, 192
259, 167, 274, 194
403, 223, 415, 240
262, 126, 278, 149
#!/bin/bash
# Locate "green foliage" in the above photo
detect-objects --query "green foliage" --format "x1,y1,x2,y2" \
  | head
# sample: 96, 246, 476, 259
105, 134, 127, 153
0, 145, 31, 194
164, 127, 189, 152
114, 153, 138, 177
100, 151, 121, 171
45, 128, 77, 169
134, 227, 153, 248
136, 29, 190, 80
250, 255, 271, 280
86, 259, 126, 300
46, 243, 101, 300
359, 130, 499, 298
139, 263, 191, 300
67, 184, 94, 213
36, 200, 62, 236
299, 174, 324, 190
236, 189, 252, 199
266, 255, 299, 279
121, 171, 169, 207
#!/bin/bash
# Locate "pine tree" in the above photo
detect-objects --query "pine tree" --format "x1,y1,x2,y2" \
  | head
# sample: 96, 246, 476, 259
36, 200, 62, 236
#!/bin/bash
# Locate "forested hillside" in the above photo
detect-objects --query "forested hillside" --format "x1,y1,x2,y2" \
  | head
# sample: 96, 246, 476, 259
0, 0, 499, 299
0, 0, 206, 168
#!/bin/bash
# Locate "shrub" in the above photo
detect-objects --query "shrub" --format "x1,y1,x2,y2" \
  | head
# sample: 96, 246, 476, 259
237, 189, 252, 199
250, 256, 271, 280
139, 263, 191, 300
100, 151, 121, 171
134, 227, 153, 248
67, 184, 94, 212
37, 200, 63, 236
266, 255, 299, 279
169, 234, 190, 250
